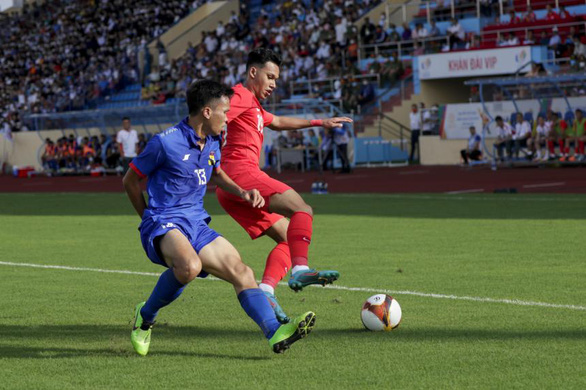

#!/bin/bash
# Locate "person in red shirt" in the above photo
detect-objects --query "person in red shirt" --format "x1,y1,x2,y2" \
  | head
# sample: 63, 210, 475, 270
216, 48, 352, 323
523, 6, 536, 23
42, 138, 58, 171
508, 10, 520, 24
559, 5, 571, 19
545, 5, 560, 21
546, 112, 568, 159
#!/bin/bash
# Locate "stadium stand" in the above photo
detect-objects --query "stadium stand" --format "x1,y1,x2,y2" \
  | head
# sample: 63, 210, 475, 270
0, 0, 203, 132
2, 0, 586, 172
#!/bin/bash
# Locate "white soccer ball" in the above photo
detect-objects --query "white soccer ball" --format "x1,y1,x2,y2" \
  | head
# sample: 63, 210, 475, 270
361, 294, 402, 331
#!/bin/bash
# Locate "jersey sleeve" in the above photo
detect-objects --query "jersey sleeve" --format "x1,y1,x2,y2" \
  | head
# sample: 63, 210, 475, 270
262, 109, 274, 126
129, 136, 166, 178
227, 90, 249, 124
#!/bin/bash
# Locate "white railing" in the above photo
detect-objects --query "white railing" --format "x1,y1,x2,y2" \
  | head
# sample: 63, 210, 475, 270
358, 19, 586, 61
376, 0, 584, 25
488, 20, 586, 42
359, 36, 449, 60
289, 73, 381, 98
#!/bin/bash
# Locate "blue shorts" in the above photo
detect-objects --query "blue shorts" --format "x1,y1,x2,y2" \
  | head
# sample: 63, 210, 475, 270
139, 215, 221, 276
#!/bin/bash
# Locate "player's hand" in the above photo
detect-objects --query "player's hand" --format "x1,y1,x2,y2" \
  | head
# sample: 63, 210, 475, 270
242, 189, 265, 208
322, 117, 353, 129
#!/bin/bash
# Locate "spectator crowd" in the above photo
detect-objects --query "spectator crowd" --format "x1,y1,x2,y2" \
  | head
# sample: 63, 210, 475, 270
0, 0, 203, 133
142, 0, 385, 112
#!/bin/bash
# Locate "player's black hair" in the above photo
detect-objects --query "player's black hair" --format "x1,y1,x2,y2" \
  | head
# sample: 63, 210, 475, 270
495, 115, 503, 121
186, 79, 234, 116
246, 48, 282, 70
122, 116, 130, 121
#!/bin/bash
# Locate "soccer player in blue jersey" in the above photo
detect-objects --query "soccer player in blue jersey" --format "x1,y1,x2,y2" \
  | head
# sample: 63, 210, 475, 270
123, 80, 315, 356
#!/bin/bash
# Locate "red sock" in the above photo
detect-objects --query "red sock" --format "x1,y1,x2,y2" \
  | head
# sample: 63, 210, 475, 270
287, 211, 313, 267
547, 140, 555, 154
261, 242, 291, 288
558, 141, 565, 155
579, 140, 585, 154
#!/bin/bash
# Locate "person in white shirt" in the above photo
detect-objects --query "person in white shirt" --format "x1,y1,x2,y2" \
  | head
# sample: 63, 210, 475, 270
528, 115, 550, 160
413, 23, 429, 40
315, 41, 331, 60
116, 117, 139, 172
420, 102, 433, 134
493, 115, 513, 162
460, 126, 482, 164
409, 104, 422, 162
523, 31, 535, 45
506, 32, 519, 46
447, 18, 465, 49
216, 21, 225, 37
335, 17, 347, 46
512, 112, 531, 158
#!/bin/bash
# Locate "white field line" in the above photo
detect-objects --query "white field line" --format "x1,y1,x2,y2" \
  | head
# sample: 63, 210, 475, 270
523, 182, 566, 189
333, 194, 585, 202
444, 189, 485, 195
1, 261, 584, 312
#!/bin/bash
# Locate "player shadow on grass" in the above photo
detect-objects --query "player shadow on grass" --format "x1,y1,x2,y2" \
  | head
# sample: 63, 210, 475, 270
0, 345, 270, 360
0, 325, 273, 360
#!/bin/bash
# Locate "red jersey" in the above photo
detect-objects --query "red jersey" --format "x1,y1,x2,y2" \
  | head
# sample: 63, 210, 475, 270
223, 84, 273, 170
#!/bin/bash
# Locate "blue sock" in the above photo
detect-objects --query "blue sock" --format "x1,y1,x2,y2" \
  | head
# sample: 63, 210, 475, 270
238, 288, 281, 339
140, 269, 185, 324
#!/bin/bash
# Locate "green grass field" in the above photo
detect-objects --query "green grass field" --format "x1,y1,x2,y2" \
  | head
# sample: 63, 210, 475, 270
0, 193, 585, 389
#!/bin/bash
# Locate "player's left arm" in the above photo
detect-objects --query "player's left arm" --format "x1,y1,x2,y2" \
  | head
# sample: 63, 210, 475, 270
267, 115, 353, 131
211, 168, 265, 209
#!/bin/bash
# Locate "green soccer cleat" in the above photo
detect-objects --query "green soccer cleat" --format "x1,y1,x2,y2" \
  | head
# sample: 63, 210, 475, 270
269, 311, 316, 354
263, 290, 290, 324
131, 302, 153, 356
288, 269, 340, 292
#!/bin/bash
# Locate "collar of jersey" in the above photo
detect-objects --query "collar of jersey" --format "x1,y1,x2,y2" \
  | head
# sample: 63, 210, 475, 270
178, 117, 207, 149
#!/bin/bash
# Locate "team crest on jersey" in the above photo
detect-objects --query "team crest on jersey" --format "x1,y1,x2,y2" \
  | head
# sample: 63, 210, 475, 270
208, 151, 216, 166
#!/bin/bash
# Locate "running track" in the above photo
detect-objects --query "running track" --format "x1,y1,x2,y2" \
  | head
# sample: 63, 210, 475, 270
1, 165, 585, 193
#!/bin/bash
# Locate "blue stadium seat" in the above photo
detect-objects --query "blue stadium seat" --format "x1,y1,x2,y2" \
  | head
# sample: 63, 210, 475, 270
564, 111, 574, 125
509, 112, 517, 126
524, 111, 533, 124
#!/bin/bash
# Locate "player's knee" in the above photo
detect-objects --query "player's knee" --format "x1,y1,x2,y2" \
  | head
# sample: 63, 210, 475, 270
174, 257, 202, 284
231, 261, 256, 287
297, 202, 313, 216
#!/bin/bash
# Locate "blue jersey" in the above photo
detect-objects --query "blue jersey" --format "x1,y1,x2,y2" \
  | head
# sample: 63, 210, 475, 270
130, 117, 221, 222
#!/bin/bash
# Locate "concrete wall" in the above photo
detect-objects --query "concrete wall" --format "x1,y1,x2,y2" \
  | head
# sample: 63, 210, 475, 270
419, 79, 470, 107
420, 136, 464, 165
148, 1, 239, 66
420, 135, 497, 165
1, 131, 43, 170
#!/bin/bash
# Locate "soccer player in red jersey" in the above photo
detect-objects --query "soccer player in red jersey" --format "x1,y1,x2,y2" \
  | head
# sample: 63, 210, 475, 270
216, 48, 352, 323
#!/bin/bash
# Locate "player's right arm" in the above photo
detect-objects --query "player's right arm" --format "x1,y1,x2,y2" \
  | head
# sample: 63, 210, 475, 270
268, 115, 353, 132
123, 169, 147, 218
122, 136, 167, 218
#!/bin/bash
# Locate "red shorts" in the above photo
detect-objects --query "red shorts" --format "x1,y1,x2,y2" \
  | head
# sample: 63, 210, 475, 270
216, 168, 291, 239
